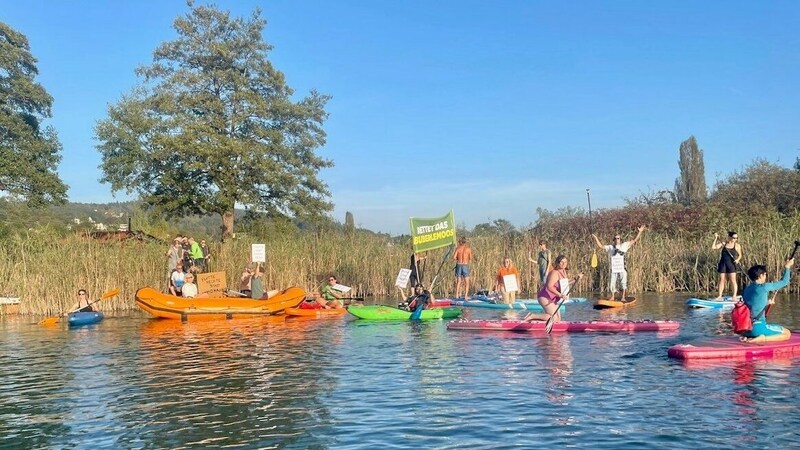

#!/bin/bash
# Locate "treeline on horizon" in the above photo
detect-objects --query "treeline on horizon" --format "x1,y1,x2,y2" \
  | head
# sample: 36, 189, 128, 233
2, 147, 800, 315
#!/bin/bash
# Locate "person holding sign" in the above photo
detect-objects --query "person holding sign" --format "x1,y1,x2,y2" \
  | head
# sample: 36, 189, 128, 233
526, 255, 583, 322
319, 275, 345, 309
592, 225, 646, 301
494, 257, 520, 304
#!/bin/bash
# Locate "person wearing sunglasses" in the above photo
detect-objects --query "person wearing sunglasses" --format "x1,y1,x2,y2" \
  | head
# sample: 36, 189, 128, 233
66, 289, 96, 314
592, 225, 647, 301
712, 231, 743, 300
318, 275, 344, 309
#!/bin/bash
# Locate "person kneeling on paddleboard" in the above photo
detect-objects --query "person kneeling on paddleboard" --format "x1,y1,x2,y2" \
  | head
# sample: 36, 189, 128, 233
738, 257, 794, 343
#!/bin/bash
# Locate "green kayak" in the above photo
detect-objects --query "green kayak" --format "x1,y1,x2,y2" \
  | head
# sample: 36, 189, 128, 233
346, 305, 463, 321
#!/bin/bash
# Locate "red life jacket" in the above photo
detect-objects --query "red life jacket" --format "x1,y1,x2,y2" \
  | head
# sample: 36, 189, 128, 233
731, 301, 752, 334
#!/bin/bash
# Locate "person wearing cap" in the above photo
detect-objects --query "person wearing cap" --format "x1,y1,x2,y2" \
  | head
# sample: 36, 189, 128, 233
182, 273, 199, 298
591, 225, 646, 301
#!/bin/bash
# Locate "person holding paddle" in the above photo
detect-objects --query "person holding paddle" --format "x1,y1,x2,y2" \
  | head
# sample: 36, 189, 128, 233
524, 255, 583, 322
739, 256, 794, 343
67, 289, 96, 314
712, 231, 743, 300
592, 225, 646, 302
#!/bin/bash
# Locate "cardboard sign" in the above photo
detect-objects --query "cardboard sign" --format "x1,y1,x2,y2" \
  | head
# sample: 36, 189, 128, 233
559, 278, 570, 296
503, 274, 519, 292
332, 283, 351, 293
251, 244, 266, 263
611, 255, 625, 274
198, 271, 227, 297
395, 268, 412, 288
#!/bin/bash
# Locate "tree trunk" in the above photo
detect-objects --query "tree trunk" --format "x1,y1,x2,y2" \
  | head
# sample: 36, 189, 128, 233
221, 210, 235, 241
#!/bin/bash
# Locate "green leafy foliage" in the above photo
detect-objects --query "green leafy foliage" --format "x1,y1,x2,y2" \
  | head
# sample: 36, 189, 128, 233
0, 22, 67, 206
95, 3, 333, 239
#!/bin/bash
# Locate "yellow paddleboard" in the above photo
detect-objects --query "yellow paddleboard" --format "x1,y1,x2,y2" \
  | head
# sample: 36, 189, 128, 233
593, 297, 637, 309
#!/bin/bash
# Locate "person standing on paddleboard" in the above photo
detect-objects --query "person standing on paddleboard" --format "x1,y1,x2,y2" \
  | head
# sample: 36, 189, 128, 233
712, 231, 743, 300
453, 236, 473, 299
528, 240, 553, 287
591, 225, 646, 301
739, 257, 794, 343
494, 257, 520, 305
525, 255, 583, 322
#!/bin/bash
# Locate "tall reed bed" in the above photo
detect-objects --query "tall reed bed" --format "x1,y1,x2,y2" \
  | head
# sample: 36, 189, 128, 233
2, 213, 799, 315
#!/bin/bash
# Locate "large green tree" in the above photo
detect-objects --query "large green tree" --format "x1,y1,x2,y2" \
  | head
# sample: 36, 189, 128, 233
0, 22, 67, 206
95, 2, 333, 239
674, 135, 707, 206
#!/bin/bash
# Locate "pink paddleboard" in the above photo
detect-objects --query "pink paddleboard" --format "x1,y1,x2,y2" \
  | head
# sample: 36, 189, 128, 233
667, 332, 800, 360
447, 319, 680, 333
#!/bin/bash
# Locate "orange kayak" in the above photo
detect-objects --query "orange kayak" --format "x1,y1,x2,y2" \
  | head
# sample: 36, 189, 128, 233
285, 306, 347, 317
135, 286, 305, 320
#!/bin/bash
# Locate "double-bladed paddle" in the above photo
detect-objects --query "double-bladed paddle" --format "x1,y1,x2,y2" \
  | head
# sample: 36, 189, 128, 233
38, 288, 120, 325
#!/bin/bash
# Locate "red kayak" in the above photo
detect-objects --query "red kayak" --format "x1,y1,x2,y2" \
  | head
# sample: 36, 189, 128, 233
447, 319, 680, 333
667, 332, 800, 360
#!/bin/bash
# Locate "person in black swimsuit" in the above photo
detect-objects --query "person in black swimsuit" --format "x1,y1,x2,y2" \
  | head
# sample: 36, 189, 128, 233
67, 289, 95, 314
712, 231, 743, 300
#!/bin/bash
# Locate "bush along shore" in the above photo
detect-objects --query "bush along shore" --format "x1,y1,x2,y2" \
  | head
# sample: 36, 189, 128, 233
2, 202, 799, 315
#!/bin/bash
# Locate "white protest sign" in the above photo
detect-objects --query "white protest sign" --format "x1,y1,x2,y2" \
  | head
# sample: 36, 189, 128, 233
503, 274, 519, 292
395, 268, 412, 288
558, 278, 570, 295
611, 254, 625, 273
251, 244, 266, 263
332, 283, 351, 293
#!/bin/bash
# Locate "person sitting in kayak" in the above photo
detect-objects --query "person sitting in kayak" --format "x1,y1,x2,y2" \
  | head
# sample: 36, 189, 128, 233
739, 257, 794, 343
66, 289, 95, 315
406, 284, 433, 312
318, 275, 345, 309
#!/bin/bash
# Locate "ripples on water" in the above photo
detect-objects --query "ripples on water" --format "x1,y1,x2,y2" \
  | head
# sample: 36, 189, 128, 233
2, 295, 800, 448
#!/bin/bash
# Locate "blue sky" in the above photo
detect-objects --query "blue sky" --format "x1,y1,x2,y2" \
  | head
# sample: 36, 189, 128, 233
3, 1, 799, 235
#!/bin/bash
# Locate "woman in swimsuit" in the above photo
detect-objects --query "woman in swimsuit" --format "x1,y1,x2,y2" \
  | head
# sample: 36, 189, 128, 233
712, 231, 743, 300
524, 255, 583, 322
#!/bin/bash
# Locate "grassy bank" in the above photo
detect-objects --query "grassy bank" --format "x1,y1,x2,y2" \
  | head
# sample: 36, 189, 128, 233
2, 210, 799, 315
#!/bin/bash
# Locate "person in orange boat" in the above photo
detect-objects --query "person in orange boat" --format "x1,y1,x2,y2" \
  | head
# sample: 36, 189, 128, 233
318, 275, 345, 309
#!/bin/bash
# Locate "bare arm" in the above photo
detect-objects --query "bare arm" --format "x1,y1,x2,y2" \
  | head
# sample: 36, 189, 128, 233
734, 243, 742, 264
629, 225, 647, 247
591, 234, 605, 250
711, 233, 723, 250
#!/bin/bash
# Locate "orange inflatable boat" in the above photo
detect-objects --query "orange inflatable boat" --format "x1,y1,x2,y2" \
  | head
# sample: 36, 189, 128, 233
135, 286, 306, 321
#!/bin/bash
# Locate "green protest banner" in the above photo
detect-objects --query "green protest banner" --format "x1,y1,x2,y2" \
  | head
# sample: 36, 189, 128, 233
409, 211, 457, 253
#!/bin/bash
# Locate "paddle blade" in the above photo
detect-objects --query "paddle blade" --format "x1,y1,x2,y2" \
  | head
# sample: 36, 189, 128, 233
591, 252, 598, 268
410, 303, 424, 320
38, 316, 61, 326
101, 288, 121, 300
544, 299, 566, 334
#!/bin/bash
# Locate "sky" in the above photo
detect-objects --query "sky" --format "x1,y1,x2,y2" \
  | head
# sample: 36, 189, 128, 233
3, 1, 799, 235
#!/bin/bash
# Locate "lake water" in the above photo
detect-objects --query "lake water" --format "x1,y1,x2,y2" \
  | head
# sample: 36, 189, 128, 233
2, 293, 800, 449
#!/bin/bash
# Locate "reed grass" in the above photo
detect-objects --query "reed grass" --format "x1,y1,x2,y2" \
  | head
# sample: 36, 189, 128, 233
2, 209, 799, 315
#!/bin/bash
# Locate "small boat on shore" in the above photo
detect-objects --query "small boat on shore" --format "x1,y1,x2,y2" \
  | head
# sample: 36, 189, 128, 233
135, 286, 305, 321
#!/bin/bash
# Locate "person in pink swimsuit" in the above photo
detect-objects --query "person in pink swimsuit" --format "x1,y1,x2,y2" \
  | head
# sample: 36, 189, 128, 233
525, 255, 583, 322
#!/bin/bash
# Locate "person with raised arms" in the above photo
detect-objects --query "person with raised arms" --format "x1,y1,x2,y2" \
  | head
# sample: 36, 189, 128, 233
591, 225, 646, 301
711, 231, 743, 300
524, 255, 583, 322
453, 236, 473, 298
739, 257, 794, 343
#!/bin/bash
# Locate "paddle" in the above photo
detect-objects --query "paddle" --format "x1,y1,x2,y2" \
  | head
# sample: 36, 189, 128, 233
587, 189, 597, 268
544, 283, 573, 334
39, 288, 120, 325
765, 240, 800, 317
411, 244, 454, 320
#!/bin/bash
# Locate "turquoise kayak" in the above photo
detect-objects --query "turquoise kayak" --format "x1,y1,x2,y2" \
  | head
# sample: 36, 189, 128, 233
68, 311, 104, 326
449, 299, 565, 312
455, 294, 586, 304
347, 305, 463, 321
686, 296, 739, 309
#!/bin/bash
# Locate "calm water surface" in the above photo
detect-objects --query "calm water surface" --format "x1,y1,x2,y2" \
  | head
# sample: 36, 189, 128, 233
2, 294, 800, 449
